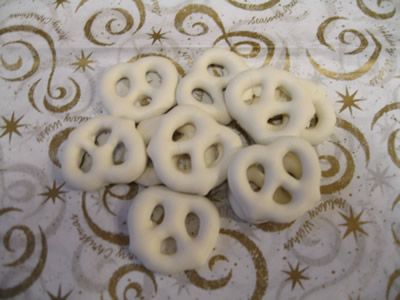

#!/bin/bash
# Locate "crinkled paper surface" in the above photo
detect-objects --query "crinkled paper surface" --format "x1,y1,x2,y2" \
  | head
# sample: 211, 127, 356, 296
0, 0, 399, 299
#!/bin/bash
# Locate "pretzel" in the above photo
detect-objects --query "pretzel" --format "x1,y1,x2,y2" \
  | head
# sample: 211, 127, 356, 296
227, 137, 321, 224
176, 48, 248, 124
128, 186, 220, 274
225, 66, 315, 144
61, 116, 146, 191
136, 116, 162, 186
300, 80, 336, 144
101, 56, 178, 122
147, 105, 243, 195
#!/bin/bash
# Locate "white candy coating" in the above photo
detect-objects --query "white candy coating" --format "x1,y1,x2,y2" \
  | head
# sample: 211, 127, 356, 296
225, 66, 315, 144
101, 56, 178, 122
61, 116, 146, 191
176, 48, 248, 124
148, 105, 243, 195
128, 186, 220, 274
228, 137, 321, 223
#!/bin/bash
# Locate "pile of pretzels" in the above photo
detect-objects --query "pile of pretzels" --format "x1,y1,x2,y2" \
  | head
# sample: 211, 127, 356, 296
61, 48, 335, 274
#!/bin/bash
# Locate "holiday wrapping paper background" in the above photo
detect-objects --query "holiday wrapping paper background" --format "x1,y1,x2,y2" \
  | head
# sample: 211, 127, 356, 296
0, 0, 399, 299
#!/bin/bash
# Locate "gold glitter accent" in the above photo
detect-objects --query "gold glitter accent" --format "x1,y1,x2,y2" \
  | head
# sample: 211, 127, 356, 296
146, 27, 168, 45
357, 0, 395, 20
39, 181, 67, 204
256, 221, 294, 232
388, 129, 400, 168
71, 50, 95, 72
0, 112, 26, 142
282, 262, 310, 290
386, 269, 400, 299
338, 207, 370, 240
54, 0, 69, 9
0, 227, 47, 298
108, 264, 157, 300
337, 87, 364, 115
46, 285, 73, 300
226, 0, 280, 10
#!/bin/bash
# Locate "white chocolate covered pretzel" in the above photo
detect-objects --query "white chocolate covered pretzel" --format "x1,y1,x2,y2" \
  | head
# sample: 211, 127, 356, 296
300, 80, 336, 145
176, 48, 248, 124
148, 105, 243, 195
101, 56, 178, 122
136, 116, 162, 186
61, 116, 146, 191
225, 66, 315, 144
128, 186, 220, 274
228, 137, 321, 224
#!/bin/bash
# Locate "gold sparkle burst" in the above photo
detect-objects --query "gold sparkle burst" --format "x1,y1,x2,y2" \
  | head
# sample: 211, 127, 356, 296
71, 50, 95, 72
0, 112, 26, 143
146, 28, 168, 45
339, 207, 370, 240
46, 285, 73, 300
54, 0, 69, 9
282, 262, 310, 290
39, 181, 67, 205
337, 87, 364, 116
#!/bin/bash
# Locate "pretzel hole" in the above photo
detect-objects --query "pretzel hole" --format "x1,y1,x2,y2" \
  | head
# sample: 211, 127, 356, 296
207, 64, 227, 77
134, 95, 152, 107
79, 151, 92, 173
115, 77, 130, 97
243, 85, 262, 105
145, 71, 162, 88
160, 237, 177, 255
112, 142, 126, 165
267, 114, 289, 129
192, 88, 214, 104
273, 186, 292, 204
283, 152, 303, 179
172, 123, 196, 142
247, 163, 265, 192
150, 204, 165, 225
306, 114, 319, 129
173, 153, 192, 173
275, 86, 292, 102
94, 128, 112, 146
185, 212, 200, 238
204, 143, 224, 167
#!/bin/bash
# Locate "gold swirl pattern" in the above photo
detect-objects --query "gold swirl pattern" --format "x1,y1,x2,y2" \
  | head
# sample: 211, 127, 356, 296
188, 229, 268, 299
386, 269, 400, 300
128, 53, 186, 76
307, 17, 382, 80
3, 225, 35, 267
84, 1, 145, 46
48, 127, 76, 168
108, 264, 157, 300
371, 102, 400, 129
0, 207, 22, 216
320, 142, 355, 195
0, 224, 47, 298
388, 129, 400, 168
81, 192, 129, 246
392, 224, 400, 246
0, 25, 81, 113
175, 4, 277, 65
0, 40, 39, 81
101, 182, 138, 216
356, 0, 396, 20
336, 118, 370, 165
185, 254, 233, 290
392, 194, 400, 211
226, 0, 280, 10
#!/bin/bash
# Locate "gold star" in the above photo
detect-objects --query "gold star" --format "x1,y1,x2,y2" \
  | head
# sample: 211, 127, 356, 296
47, 285, 72, 300
339, 207, 370, 240
282, 262, 310, 290
39, 181, 67, 205
336, 87, 364, 116
71, 50, 95, 72
146, 28, 168, 45
54, 0, 69, 9
0, 112, 26, 143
